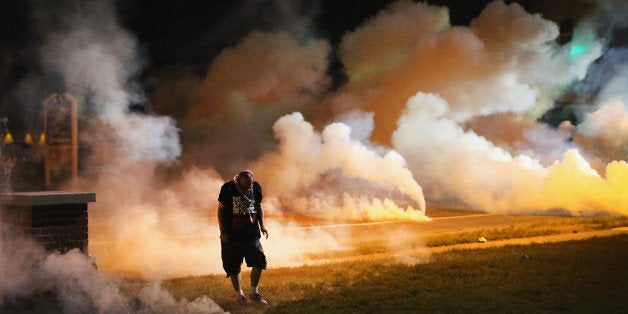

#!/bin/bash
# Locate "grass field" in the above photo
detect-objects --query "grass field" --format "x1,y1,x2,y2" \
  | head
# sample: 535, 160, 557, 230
2, 215, 626, 313
163, 233, 628, 313
297, 215, 628, 261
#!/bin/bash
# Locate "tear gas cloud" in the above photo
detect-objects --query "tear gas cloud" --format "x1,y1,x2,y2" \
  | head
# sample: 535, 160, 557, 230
0, 222, 225, 313
1, 0, 222, 311
182, 30, 332, 171
252, 111, 426, 219
1, 0, 627, 305
37, 0, 180, 162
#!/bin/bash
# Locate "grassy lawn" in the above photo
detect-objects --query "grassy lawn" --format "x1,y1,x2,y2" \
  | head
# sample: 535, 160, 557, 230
301, 216, 628, 260
163, 233, 628, 313
422, 216, 628, 247
3, 216, 625, 313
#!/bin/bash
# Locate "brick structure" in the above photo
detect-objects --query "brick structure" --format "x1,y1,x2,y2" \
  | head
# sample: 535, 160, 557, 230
0, 191, 95, 253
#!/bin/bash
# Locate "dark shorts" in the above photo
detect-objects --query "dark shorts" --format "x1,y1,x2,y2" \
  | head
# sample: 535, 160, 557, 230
221, 236, 267, 277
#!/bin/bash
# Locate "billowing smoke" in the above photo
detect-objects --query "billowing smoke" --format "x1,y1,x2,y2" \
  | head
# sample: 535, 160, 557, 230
567, 0, 628, 170
394, 92, 627, 215
252, 112, 426, 220
1, 0, 627, 300
575, 98, 628, 163
77, 0, 626, 285
0, 222, 225, 312
37, 0, 180, 162
181, 30, 332, 173
5, 0, 423, 285
1, 0, 222, 310
330, 0, 626, 215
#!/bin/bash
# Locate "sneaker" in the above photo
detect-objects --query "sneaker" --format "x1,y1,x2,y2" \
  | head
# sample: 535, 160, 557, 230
236, 294, 248, 304
249, 292, 268, 304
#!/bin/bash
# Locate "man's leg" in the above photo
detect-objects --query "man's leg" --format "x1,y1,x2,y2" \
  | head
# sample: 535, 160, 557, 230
230, 273, 244, 294
222, 240, 246, 302
249, 267, 267, 304
245, 238, 268, 304
230, 273, 247, 302
251, 267, 262, 288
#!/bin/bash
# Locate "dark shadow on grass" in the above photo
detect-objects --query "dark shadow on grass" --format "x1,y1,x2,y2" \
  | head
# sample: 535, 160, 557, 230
266, 234, 628, 313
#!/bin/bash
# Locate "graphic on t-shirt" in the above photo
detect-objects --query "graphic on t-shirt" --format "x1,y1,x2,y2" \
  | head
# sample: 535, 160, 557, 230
232, 196, 256, 215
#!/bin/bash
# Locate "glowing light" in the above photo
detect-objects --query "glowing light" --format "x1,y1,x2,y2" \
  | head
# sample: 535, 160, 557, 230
24, 133, 33, 145
567, 25, 598, 61
569, 43, 588, 58
39, 133, 46, 147
3, 132, 13, 144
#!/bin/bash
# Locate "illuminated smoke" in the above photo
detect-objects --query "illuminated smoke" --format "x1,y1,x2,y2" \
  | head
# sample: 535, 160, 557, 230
182, 30, 331, 173
1, 0, 626, 292
393, 92, 627, 215
331, 0, 627, 215
568, 0, 628, 165
252, 112, 426, 220
79, 0, 626, 284
33, 0, 203, 281
86, 166, 225, 278
574, 98, 628, 165
36, 13, 359, 279
338, 0, 450, 87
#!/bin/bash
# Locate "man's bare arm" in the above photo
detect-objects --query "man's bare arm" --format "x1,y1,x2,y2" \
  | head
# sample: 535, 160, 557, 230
258, 204, 268, 239
218, 202, 228, 241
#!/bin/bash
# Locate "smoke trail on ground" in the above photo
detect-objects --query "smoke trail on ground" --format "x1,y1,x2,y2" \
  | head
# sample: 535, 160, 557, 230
252, 112, 426, 220
0, 221, 225, 313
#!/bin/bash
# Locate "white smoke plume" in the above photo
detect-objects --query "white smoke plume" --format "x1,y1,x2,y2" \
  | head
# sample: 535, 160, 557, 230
1, 0, 221, 310
574, 97, 628, 165
564, 0, 628, 166
252, 112, 426, 220
394, 92, 627, 215
0, 225, 225, 313
37, 0, 181, 162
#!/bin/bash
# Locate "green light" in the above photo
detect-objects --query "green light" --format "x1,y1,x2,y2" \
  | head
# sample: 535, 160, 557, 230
569, 44, 587, 57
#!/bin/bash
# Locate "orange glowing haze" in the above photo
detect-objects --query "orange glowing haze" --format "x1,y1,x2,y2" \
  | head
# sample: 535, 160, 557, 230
18, 0, 626, 279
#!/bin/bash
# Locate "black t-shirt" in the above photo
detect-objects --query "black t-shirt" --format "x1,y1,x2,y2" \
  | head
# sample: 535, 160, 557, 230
218, 180, 263, 240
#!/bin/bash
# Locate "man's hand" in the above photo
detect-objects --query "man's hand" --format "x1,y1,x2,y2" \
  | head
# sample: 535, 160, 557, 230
260, 228, 269, 239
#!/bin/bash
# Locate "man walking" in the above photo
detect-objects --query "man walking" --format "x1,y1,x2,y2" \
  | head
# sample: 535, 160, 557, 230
218, 170, 269, 304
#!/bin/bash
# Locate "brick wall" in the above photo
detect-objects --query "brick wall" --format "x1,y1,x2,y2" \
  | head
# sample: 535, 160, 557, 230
0, 192, 94, 253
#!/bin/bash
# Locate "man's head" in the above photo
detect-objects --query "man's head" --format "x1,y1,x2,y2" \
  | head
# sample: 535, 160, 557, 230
235, 170, 254, 190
